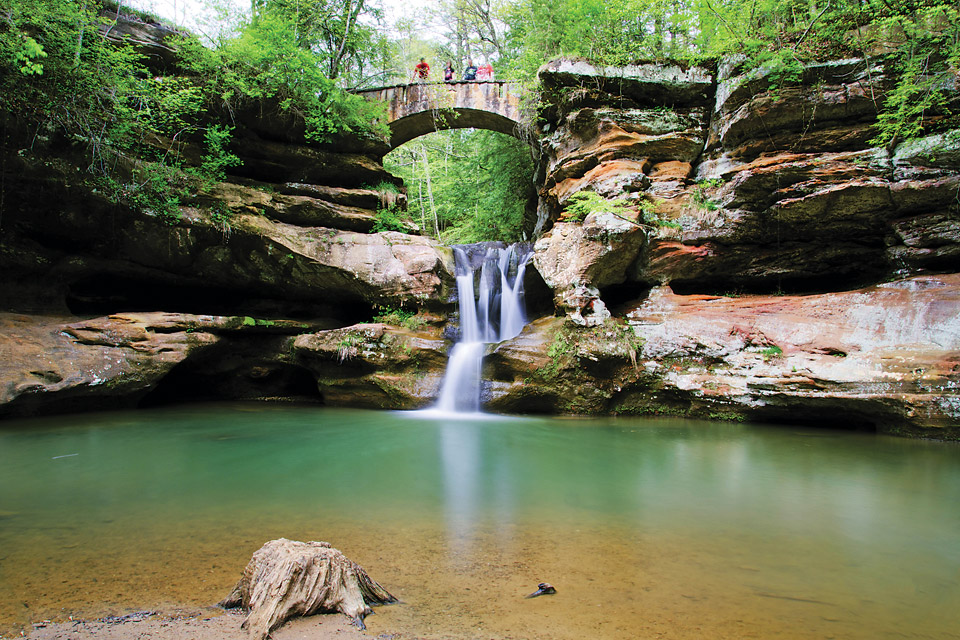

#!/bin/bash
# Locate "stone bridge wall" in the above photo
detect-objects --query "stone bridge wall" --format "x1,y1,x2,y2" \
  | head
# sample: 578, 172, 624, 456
357, 81, 524, 147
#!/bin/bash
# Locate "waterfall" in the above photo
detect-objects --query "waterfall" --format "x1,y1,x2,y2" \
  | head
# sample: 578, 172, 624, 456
431, 243, 531, 414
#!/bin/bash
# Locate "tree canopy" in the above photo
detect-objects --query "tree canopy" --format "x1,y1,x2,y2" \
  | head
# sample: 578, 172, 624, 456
1, 0, 956, 241
384, 129, 535, 243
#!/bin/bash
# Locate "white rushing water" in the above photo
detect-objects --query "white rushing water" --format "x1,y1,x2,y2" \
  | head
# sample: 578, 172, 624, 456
431, 243, 531, 414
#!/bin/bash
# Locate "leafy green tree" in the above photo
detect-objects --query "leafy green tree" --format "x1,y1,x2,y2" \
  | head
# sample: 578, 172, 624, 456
249, 0, 392, 86
384, 129, 534, 243
498, 0, 958, 143
0, 0, 146, 147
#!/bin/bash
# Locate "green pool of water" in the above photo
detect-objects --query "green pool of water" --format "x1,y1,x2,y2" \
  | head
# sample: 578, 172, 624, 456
1, 403, 958, 639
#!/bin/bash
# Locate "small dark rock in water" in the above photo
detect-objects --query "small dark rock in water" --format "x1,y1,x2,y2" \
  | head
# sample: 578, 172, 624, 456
525, 583, 557, 598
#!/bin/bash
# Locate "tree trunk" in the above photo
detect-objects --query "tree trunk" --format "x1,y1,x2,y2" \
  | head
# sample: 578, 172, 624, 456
220, 539, 396, 639
420, 147, 440, 238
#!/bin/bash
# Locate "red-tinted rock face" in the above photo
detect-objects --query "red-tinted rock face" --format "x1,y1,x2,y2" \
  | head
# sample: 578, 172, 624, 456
486, 275, 960, 437
522, 57, 960, 435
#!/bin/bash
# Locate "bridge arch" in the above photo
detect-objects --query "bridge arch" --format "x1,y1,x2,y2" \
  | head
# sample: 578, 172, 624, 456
357, 81, 525, 148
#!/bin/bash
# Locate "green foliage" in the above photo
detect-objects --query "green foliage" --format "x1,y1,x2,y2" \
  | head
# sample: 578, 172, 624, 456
384, 129, 534, 243
541, 320, 644, 381
500, 0, 697, 81
210, 200, 234, 230
499, 0, 959, 147
691, 178, 723, 212
371, 181, 401, 195
0, 0, 148, 148
543, 331, 573, 380
758, 345, 783, 359
871, 24, 960, 146
372, 305, 426, 330
101, 162, 187, 226
372, 205, 410, 232
336, 331, 362, 362
12, 34, 46, 75
561, 191, 633, 223
561, 191, 678, 230
241, 316, 275, 327
176, 6, 390, 144
198, 125, 242, 183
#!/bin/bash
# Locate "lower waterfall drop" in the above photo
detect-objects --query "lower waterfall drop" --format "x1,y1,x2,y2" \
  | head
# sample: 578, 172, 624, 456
432, 243, 531, 414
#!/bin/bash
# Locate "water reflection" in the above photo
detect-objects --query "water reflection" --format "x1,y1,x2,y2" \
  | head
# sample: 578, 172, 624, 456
1, 406, 958, 639
438, 419, 483, 552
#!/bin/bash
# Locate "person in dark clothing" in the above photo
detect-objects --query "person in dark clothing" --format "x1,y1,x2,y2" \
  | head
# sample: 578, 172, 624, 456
444, 60, 455, 82
463, 58, 477, 81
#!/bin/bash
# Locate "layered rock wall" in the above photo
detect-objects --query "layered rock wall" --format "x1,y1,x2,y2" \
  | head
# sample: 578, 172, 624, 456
0, 10, 456, 416
498, 56, 960, 438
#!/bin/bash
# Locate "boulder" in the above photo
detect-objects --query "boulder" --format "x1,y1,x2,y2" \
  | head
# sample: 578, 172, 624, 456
0, 311, 337, 416
708, 58, 886, 158
533, 211, 647, 321
0, 312, 219, 416
293, 322, 449, 409
538, 58, 714, 109
229, 134, 396, 188
98, 8, 184, 72
197, 182, 393, 233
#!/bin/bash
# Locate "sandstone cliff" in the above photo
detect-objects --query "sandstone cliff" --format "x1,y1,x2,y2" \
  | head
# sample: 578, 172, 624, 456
497, 56, 960, 438
0, 10, 456, 415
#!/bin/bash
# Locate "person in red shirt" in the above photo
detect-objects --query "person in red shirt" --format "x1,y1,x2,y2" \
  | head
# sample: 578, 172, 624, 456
477, 61, 493, 81
413, 58, 430, 81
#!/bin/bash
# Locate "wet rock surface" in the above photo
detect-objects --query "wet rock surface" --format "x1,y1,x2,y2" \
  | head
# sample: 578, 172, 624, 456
292, 322, 449, 409
487, 275, 960, 438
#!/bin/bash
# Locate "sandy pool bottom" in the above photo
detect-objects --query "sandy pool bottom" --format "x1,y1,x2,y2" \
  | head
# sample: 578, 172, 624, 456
3, 511, 947, 640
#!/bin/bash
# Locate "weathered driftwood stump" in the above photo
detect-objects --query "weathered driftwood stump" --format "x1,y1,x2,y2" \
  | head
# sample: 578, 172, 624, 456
219, 538, 397, 638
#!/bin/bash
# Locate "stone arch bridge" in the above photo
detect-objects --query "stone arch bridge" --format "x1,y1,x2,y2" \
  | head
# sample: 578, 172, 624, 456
355, 81, 525, 148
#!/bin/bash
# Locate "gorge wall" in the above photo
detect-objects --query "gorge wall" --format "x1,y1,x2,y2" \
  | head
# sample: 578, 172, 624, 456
488, 57, 960, 438
1, 9, 957, 438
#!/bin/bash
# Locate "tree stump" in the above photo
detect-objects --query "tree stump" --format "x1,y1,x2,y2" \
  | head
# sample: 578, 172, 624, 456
219, 539, 397, 638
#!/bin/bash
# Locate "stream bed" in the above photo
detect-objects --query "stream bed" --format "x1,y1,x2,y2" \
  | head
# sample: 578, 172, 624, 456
1, 403, 958, 639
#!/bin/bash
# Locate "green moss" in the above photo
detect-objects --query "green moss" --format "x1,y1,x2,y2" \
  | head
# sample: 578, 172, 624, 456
614, 402, 688, 417
708, 411, 746, 422
759, 345, 783, 360
372, 306, 427, 331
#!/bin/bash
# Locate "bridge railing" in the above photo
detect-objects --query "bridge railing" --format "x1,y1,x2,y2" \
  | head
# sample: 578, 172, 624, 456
352, 80, 518, 94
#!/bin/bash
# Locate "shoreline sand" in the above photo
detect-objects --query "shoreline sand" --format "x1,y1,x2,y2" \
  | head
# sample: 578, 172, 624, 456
24, 609, 391, 640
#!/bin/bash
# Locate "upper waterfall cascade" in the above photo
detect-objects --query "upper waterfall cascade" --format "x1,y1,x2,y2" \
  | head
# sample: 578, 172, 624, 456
433, 243, 532, 414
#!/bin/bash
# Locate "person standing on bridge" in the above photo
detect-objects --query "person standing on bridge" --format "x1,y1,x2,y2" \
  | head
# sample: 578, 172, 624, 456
480, 61, 494, 81
444, 60, 455, 82
413, 57, 430, 82
463, 58, 478, 81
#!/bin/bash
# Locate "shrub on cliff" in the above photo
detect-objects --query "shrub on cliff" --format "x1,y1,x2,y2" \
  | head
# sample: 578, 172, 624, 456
175, 2, 390, 144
